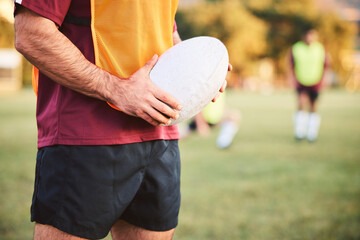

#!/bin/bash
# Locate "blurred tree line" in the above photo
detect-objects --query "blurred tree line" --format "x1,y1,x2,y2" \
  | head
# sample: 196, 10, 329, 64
1, 0, 358, 87
0, 16, 32, 85
176, 0, 358, 87
0, 16, 14, 47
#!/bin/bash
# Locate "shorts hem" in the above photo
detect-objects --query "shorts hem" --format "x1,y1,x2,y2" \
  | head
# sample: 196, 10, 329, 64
121, 217, 178, 232
31, 219, 109, 240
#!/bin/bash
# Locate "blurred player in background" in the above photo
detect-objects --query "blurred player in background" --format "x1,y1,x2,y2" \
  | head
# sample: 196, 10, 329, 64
180, 92, 240, 149
290, 28, 329, 142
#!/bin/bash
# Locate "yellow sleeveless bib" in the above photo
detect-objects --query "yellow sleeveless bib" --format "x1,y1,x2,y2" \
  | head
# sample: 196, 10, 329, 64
33, 0, 179, 105
91, 0, 178, 78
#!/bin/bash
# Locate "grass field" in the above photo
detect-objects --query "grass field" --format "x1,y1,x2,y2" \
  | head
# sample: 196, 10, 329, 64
0, 88, 359, 240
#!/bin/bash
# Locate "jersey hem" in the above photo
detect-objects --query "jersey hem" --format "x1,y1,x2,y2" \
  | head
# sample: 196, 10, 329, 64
37, 132, 180, 148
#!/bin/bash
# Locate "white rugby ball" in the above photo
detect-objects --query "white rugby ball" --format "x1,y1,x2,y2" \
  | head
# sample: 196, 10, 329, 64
150, 36, 229, 125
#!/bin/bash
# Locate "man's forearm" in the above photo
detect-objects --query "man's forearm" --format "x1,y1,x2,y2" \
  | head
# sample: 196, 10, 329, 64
289, 50, 298, 86
14, 7, 112, 102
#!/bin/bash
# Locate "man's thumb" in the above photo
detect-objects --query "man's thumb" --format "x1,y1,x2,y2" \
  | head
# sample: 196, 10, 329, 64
145, 54, 159, 72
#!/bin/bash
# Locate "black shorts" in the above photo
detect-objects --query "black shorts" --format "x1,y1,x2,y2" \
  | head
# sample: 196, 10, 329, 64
31, 140, 181, 239
188, 119, 216, 130
296, 85, 320, 102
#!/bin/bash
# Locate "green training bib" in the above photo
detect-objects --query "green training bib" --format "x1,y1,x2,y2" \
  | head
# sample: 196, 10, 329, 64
292, 41, 325, 86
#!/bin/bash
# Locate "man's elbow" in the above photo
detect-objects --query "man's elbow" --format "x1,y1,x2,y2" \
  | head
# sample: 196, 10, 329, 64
14, 33, 27, 56
14, 18, 30, 57
14, 8, 49, 58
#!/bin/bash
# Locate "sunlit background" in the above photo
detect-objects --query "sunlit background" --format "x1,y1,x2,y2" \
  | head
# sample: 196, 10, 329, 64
0, 0, 359, 239
176, 0, 360, 92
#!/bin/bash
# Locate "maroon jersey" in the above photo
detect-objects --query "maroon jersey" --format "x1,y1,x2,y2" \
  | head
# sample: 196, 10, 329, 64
15, 0, 179, 148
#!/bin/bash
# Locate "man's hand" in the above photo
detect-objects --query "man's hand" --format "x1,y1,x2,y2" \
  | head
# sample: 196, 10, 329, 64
212, 63, 232, 102
106, 55, 182, 126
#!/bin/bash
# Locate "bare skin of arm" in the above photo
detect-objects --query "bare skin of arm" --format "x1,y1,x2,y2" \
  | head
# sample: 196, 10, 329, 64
172, 30, 182, 45
14, 7, 181, 126
289, 49, 297, 87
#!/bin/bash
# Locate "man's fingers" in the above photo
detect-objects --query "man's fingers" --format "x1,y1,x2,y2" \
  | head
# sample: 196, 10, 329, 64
221, 80, 227, 92
141, 112, 163, 126
228, 63, 233, 72
212, 80, 227, 102
154, 89, 182, 112
212, 93, 220, 102
144, 107, 173, 126
220, 80, 227, 93
152, 98, 180, 121
133, 106, 169, 126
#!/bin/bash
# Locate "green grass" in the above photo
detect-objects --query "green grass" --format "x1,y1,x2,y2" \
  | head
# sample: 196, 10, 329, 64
0, 89, 37, 240
0, 88, 359, 240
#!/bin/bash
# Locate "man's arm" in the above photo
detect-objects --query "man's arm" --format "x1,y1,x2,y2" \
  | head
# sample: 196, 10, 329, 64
15, 7, 181, 126
288, 48, 298, 88
173, 30, 182, 45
